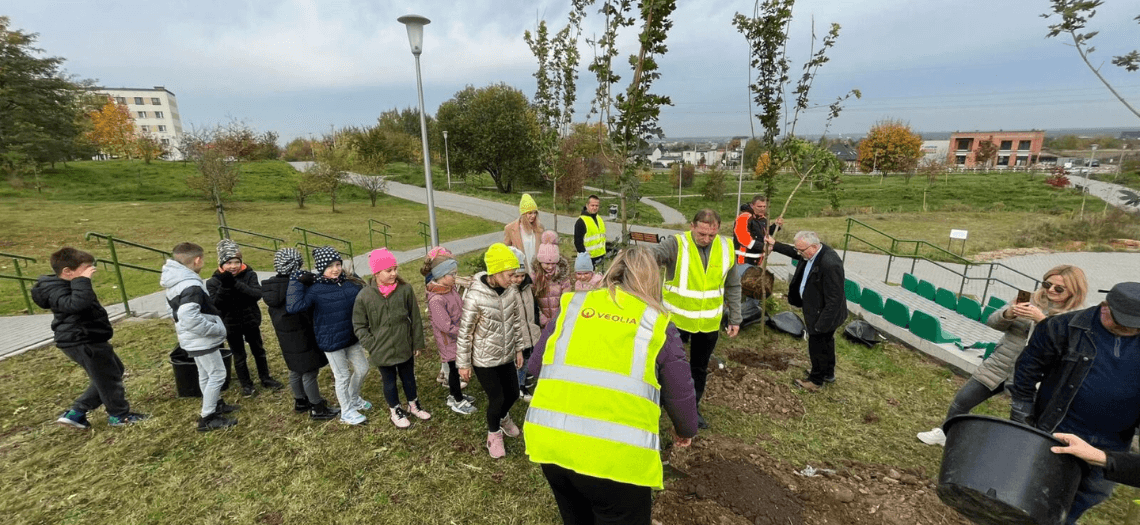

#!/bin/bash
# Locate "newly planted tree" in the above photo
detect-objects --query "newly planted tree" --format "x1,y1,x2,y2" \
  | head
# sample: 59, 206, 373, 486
1043, 0, 1139, 119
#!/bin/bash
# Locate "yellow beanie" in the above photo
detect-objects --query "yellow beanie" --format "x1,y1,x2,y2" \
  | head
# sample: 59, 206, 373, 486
519, 193, 538, 215
484, 243, 520, 275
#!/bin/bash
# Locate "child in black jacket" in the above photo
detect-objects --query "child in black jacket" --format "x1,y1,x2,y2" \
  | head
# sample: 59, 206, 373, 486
206, 239, 282, 397
31, 247, 148, 429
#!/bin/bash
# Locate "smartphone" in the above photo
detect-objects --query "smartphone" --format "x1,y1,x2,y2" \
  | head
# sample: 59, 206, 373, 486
1016, 289, 1032, 304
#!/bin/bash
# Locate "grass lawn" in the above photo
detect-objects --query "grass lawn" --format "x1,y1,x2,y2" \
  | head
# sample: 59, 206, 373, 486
0, 263, 1129, 524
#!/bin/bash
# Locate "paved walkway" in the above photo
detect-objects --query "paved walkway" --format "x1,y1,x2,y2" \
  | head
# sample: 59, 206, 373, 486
583, 185, 688, 225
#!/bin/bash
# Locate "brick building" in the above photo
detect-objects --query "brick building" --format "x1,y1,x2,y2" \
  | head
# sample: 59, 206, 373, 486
947, 130, 1045, 169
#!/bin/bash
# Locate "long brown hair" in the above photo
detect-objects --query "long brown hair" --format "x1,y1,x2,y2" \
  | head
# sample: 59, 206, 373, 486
602, 246, 665, 313
1031, 264, 1088, 315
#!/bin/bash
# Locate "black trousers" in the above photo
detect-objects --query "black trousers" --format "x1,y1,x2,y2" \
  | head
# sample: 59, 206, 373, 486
541, 463, 652, 525
806, 331, 837, 385
226, 321, 269, 386
472, 362, 519, 432
678, 329, 719, 405
378, 357, 418, 408
60, 342, 130, 417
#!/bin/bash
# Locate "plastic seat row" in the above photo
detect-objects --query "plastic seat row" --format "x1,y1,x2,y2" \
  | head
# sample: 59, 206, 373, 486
901, 272, 1008, 323
844, 280, 960, 344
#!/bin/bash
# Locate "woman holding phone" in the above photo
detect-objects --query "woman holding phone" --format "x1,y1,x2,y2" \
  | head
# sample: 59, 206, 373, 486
917, 265, 1088, 446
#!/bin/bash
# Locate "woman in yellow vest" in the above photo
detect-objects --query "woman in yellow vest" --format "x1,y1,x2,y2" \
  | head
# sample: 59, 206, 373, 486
524, 245, 699, 525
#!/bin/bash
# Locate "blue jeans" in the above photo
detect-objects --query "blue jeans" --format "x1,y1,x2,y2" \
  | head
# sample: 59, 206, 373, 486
1056, 424, 1121, 524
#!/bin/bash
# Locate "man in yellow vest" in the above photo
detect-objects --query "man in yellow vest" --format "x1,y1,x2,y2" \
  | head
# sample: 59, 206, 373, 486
525, 246, 698, 524
573, 195, 607, 270
653, 209, 742, 429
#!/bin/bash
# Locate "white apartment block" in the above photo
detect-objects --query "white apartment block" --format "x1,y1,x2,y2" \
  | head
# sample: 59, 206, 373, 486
91, 86, 185, 160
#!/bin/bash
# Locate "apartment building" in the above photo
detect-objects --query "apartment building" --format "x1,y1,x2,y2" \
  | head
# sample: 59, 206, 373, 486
90, 86, 185, 159
947, 130, 1045, 169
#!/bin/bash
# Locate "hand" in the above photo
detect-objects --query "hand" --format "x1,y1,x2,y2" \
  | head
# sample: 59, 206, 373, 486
1012, 303, 1045, 322
217, 271, 236, 287
673, 431, 693, 447
763, 235, 775, 247
515, 351, 525, 369
1051, 433, 1108, 467
774, 217, 784, 227
414, 349, 421, 358
80, 265, 97, 279
296, 271, 316, 286
725, 325, 739, 338
459, 367, 472, 382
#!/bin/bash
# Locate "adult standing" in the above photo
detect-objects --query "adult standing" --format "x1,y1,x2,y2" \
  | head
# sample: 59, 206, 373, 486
732, 195, 782, 267
573, 195, 606, 270
765, 231, 847, 392
654, 209, 742, 429
525, 246, 698, 525
504, 193, 545, 274
1010, 282, 1140, 524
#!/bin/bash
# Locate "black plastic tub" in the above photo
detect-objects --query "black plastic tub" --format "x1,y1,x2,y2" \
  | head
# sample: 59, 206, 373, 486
937, 415, 1087, 525
170, 347, 232, 397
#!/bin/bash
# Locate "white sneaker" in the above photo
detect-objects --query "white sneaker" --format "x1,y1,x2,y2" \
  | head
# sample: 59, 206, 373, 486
340, 409, 367, 426
407, 400, 432, 420
353, 398, 373, 412
446, 396, 477, 415
917, 427, 946, 446
519, 389, 533, 403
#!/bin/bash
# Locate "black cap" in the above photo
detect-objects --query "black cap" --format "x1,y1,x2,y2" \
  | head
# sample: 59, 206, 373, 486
1103, 282, 1140, 329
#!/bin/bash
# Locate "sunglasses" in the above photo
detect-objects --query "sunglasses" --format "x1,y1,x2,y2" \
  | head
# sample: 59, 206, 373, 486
1041, 281, 1066, 294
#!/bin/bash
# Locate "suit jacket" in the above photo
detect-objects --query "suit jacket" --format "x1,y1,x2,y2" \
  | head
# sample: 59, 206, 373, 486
771, 242, 847, 335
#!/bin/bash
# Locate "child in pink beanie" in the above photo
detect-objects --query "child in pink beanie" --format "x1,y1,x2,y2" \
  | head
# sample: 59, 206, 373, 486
532, 230, 571, 328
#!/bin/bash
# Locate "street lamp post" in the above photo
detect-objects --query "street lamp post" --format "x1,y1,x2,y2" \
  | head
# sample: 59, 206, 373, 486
1080, 144, 1097, 218
398, 14, 439, 247
442, 130, 452, 190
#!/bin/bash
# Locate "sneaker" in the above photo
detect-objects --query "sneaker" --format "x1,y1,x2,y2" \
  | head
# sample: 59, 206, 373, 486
917, 427, 947, 446
261, 377, 284, 391
216, 399, 241, 414
56, 409, 90, 430
407, 400, 432, 421
461, 380, 469, 389
353, 398, 373, 412
294, 398, 312, 413
389, 407, 411, 429
436, 370, 447, 385
197, 412, 238, 432
487, 430, 506, 458
793, 379, 822, 392
500, 414, 521, 438
446, 397, 477, 415
519, 389, 533, 403
108, 412, 150, 426
340, 409, 367, 426
697, 411, 710, 430
241, 384, 259, 398
309, 400, 340, 421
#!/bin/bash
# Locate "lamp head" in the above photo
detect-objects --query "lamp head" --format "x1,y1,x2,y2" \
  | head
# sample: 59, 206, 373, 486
442, 130, 447, 139
397, 14, 431, 56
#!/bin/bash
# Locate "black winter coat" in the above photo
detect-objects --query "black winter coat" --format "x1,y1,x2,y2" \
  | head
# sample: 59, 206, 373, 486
31, 275, 113, 348
206, 266, 263, 327
771, 242, 847, 335
262, 274, 327, 373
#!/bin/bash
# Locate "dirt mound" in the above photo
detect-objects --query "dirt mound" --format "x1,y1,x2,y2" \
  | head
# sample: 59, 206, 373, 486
703, 363, 804, 418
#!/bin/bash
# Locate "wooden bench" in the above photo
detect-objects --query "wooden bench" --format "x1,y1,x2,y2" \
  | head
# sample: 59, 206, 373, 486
628, 231, 661, 244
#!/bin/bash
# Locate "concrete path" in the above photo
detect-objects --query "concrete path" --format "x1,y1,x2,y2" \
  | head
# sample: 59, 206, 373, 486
1069, 174, 1140, 213
583, 185, 688, 226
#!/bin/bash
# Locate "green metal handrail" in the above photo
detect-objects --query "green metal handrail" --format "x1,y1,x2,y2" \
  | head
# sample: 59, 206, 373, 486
84, 232, 171, 317
218, 226, 285, 254
292, 227, 353, 268
368, 219, 392, 249
417, 221, 431, 254
0, 251, 40, 314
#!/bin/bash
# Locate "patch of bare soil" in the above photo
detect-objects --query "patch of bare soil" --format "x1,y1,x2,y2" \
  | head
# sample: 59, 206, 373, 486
655, 435, 970, 525
970, 247, 1052, 262
703, 365, 804, 419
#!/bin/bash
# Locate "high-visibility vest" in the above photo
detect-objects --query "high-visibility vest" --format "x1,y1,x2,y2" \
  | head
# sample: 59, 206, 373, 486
580, 215, 607, 258
525, 289, 670, 489
662, 231, 731, 333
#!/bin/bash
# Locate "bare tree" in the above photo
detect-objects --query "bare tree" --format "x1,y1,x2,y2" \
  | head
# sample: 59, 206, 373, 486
358, 175, 389, 207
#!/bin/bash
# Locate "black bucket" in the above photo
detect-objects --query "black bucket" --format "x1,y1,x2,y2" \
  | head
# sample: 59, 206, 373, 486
937, 415, 1087, 525
169, 347, 232, 398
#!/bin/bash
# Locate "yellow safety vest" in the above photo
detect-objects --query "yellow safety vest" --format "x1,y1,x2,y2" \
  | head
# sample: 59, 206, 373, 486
580, 215, 607, 258
662, 231, 731, 333
525, 289, 670, 489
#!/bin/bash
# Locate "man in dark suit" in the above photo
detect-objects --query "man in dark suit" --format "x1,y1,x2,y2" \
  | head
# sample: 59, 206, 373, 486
765, 231, 847, 391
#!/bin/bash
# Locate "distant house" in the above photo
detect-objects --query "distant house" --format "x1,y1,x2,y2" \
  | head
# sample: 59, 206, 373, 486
921, 140, 950, 163
1121, 131, 1140, 140
947, 130, 1045, 168
827, 143, 859, 172
657, 154, 683, 168
634, 146, 664, 163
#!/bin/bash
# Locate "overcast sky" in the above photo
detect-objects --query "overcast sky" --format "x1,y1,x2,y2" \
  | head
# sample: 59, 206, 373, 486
10, 0, 1140, 143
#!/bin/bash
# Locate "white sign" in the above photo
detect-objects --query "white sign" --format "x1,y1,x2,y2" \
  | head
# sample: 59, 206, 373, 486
949, 229, 968, 240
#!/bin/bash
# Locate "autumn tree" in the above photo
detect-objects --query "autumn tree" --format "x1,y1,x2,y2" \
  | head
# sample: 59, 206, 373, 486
1044, 0, 1139, 119
134, 132, 167, 164
554, 123, 613, 211
974, 138, 998, 169
87, 98, 137, 159
857, 119, 923, 176
186, 145, 240, 229
434, 83, 542, 193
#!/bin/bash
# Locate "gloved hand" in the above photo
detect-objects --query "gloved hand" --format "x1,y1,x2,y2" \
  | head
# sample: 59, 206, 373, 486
217, 271, 236, 287
295, 271, 316, 286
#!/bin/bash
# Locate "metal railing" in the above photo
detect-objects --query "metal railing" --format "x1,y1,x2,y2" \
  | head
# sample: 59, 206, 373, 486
218, 226, 285, 254
84, 232, 171, 317
368, 219, 391, 249
0, 252, 40, 314
292, 227, 353, 268
417, 221, 432, 254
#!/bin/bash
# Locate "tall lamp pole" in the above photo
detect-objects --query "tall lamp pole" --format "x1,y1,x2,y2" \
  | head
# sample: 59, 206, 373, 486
443, 130, 452, 190
398, 14, 439, 246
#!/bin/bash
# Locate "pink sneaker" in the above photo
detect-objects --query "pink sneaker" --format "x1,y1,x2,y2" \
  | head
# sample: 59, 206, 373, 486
389, 407, 411, 429
407, 400, 432, 420
500, 414, 521, 438
487, 430, 506, 458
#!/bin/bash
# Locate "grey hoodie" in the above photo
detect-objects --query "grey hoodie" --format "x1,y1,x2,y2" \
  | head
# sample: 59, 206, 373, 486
160, 259, 227, 356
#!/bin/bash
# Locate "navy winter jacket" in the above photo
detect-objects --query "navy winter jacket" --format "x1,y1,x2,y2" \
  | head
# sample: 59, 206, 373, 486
286, 276, 362, 352
31, 275, 113, 348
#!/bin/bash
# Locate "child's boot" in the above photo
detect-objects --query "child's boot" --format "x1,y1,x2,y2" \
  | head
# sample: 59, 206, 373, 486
407, 399, 432, 420
309, 401, 339, 421
198, 412, 238, 432
216, 399, 241, 414
500, 414, 521, 438
487, 430, 506, 458
389, 406, 411, 429
261, 376, 284, 391
293, 398, 311, 413
254, 356, 283, 390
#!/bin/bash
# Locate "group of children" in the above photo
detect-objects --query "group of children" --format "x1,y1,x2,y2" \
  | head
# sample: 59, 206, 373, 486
37, 227, 602, 457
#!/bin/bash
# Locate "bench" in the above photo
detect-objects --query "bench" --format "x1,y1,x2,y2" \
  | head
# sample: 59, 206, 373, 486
628, 231, 661, 244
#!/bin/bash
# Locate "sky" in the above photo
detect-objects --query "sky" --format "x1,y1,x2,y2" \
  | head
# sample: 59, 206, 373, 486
9, 0, 1140, 144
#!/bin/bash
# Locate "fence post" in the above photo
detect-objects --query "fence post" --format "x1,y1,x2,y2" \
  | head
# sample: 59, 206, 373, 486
300, 230, 311, 269
982, 264, 995, 305
11, 256, 35, 314
842, 219, 852, 263
106, 235, 132, 317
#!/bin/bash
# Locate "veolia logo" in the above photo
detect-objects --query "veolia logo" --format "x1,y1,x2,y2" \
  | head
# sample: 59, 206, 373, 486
582, 308, 596, 318
580, 307, 637, 325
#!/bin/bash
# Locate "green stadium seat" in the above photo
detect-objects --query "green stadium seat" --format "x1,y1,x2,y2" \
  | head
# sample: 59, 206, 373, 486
987, 296, 1008, 310
845, 279, 862, 302
981, 342, 998, 359
883, 299, 911, 328
791, 259, 799, 267
916, 280, 937, 301
980, 305, 998, 323
956, 297, 983, 321
909, 310, 962, 344
902, 273, 919, 293
860, 288, 885, 315
935, 288, 958, 311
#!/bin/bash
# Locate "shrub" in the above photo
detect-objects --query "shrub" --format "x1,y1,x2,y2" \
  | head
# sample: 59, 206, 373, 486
702, 168, 726, 202
668, 162, 695, 188
1045, 173, 1070, 188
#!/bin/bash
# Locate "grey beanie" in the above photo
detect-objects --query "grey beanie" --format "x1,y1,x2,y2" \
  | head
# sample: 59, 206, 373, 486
574, 252, 594, 273
217, 239, 241, 266
430, 258, 459, 281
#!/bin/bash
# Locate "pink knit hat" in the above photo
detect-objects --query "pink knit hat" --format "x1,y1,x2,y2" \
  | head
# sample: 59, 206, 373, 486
368, 248, 397, 274
536, 230, 560, 264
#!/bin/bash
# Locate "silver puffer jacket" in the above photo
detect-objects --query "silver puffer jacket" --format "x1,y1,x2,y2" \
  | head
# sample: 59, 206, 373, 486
456, 272, 525, 369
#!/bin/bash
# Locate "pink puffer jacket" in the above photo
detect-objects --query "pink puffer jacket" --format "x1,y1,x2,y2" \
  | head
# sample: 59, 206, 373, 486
534, 258, 571, 327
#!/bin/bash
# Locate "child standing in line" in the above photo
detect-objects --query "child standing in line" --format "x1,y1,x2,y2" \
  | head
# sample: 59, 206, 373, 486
457, 243, 526, 459
33, 247, 149, 429
206, 239, 283, 398
426, 255, 477, 415
352, 249, 432, 429
509, 247, 541, 403
533, 231, 571, 329
420, 245, 458, 387
286, 246, 370, 426
261, 248, 338, 420
160, 242, 239, 432
572, 252, 603, 292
